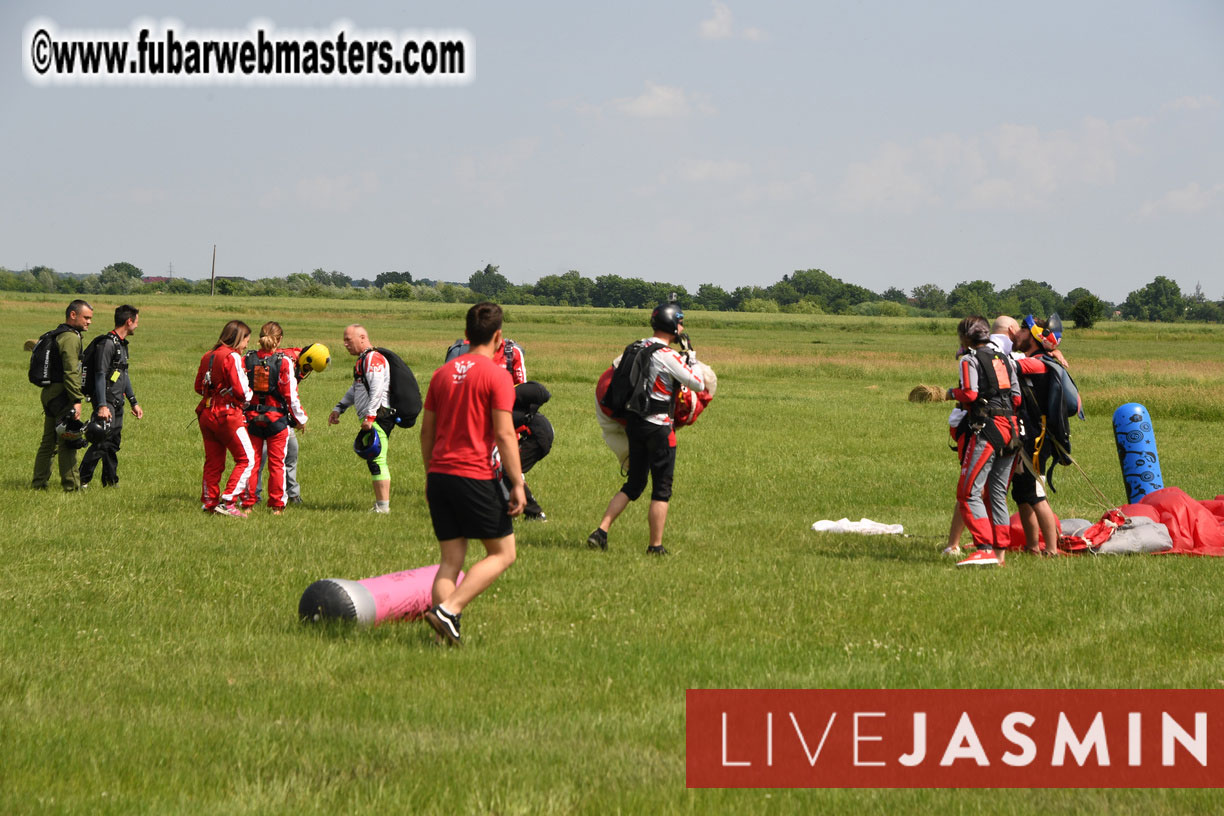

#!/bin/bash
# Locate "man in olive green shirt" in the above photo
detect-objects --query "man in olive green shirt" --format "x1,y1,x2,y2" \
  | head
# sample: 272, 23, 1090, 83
32, 300, 93, 491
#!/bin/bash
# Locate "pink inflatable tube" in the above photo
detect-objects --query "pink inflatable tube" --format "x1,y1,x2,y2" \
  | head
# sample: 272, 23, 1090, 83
299, 564, 464, 627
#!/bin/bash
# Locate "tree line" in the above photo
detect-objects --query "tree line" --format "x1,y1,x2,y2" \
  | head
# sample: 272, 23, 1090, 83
3, 262, 1221, 327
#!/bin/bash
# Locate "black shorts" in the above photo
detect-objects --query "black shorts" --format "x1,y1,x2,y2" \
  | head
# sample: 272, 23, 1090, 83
1011, 439, 1048, 506
426, 472, 513, 541
620, 416, 677, 502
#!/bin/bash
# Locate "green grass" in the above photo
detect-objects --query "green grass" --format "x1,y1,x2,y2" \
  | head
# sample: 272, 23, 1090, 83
2, 295, 1223, 814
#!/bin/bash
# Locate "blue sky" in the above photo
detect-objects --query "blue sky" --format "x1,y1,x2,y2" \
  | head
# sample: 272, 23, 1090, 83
2, 1, 1221, 301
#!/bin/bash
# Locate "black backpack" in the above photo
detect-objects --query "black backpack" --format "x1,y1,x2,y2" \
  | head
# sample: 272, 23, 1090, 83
360, 347, 422, 433
28, 325, 77, 387
601, 341, 666, 419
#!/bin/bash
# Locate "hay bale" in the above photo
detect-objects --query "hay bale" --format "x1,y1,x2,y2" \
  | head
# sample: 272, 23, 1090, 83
908, 384, 947, 403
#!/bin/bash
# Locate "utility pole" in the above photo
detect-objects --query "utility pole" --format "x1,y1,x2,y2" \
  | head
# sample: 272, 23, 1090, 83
210, 244, 217, 296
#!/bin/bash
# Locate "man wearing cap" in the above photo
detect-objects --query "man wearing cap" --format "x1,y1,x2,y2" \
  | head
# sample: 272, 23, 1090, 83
328, 325, 392, 513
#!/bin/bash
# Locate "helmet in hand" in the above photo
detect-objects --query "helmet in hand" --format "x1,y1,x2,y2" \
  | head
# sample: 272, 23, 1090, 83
55, 414, 88, 449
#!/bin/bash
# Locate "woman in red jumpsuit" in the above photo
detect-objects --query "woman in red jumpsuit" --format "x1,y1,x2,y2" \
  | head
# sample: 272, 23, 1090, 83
194, 320, 255, 517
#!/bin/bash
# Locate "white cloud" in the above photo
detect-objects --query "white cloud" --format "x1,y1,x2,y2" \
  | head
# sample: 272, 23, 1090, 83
294, 172, 378, 212
1138, 182, 1224, 217
608, 81, 714, 118
837, 116, 1151, 213
698, 2, 766, 42
699, 1, 734, 39
1164, 95, 1219, 112
839, 142, 940, 213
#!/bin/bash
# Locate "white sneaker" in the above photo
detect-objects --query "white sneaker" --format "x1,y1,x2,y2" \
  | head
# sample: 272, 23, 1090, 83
369, 504, 390, 514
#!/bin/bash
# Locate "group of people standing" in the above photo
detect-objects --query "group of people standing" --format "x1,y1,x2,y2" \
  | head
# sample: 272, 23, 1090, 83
31, 297, 711, 645
193, 319, 318, 516
946, 313, 1073, 567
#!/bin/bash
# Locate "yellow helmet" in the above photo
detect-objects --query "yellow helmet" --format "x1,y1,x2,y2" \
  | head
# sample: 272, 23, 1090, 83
298, 343, 331, 376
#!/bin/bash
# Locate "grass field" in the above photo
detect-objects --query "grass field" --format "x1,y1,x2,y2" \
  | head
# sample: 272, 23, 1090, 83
2, 293, 1223, 814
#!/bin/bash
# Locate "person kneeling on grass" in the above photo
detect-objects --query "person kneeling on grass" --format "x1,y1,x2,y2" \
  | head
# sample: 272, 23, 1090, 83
948, 315, 1021, 567
421, 302, 525, 647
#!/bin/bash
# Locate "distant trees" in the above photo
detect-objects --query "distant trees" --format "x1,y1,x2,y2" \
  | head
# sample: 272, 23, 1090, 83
1121, 276, 1185, 322
4, 261, 1221, 324
1070, 295, 1106, 329
375, 270, 413, 287
911, 284, 948, 312
468, 264, 512, 299
533, 270, 595, 306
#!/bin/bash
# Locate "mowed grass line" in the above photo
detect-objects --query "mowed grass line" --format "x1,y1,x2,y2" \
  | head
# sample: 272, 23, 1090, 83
2, 295, 1223, 815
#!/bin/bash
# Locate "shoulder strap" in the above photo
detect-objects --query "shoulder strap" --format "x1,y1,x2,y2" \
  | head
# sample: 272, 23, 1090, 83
972, 347, 1000, 395
356, 348, 374, 390
503, 339, 518, 376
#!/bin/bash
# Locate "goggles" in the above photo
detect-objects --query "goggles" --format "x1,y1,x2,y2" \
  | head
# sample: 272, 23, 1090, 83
1023, 313, 1063, 351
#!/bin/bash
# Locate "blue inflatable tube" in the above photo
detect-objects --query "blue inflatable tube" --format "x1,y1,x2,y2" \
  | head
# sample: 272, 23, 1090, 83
1112, 403, 1164, 504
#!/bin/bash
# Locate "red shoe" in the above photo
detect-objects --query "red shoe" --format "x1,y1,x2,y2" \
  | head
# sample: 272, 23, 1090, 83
956, 548, 1001, 567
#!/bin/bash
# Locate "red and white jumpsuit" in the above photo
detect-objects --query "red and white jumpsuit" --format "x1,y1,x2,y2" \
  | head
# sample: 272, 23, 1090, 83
241, 351, 308, 509
952, 347, 1021, 551
194, 346, 255, 510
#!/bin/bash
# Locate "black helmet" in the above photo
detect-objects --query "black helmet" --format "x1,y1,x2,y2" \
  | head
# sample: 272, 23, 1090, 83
84, 414, 111, 445
55, 414, 88, 449
650, 302, 684, 335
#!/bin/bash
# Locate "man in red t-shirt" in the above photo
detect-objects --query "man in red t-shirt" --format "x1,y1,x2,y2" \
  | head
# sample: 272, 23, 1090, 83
420, 302, 526, 646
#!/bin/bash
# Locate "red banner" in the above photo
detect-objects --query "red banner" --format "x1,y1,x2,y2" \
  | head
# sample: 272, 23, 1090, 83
686, 689, 1224, 788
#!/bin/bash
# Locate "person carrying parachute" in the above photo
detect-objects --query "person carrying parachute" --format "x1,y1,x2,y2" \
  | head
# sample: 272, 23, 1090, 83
587, 301, 707, 556
328, 324, 421, 514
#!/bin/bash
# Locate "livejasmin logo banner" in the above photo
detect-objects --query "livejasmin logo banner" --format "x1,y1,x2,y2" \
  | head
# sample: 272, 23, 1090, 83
686, 690, 1223, 788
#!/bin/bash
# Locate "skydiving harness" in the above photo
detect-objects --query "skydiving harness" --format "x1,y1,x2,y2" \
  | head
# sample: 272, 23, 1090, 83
199, 348, 238, 410
446, 337, 522, 379
955, 346, 1019, 454
81, 331, 129, 406
244, 350, 291, 436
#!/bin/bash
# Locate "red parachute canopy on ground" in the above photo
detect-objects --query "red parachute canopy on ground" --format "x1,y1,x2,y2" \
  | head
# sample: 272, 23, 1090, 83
1007, 487, 1224, 556
1121, 487, 1224, 556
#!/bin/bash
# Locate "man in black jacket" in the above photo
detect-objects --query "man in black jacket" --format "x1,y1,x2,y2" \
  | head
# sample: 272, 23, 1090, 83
80, 305, 144, 488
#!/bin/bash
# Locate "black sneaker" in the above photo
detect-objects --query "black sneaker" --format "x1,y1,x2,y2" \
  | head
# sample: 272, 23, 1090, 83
288, 496, 303, 505
587, 528, 608, 550
524, 511, 548, 522
646, 544, 669, 556
425, 605, 462, 646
